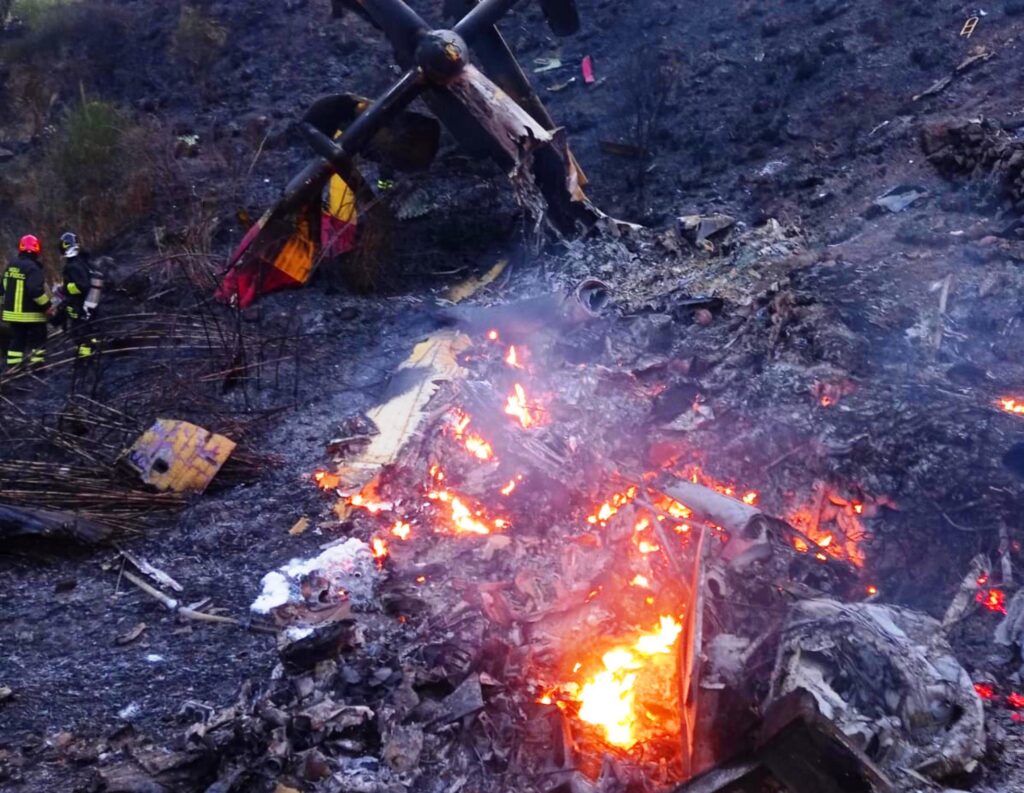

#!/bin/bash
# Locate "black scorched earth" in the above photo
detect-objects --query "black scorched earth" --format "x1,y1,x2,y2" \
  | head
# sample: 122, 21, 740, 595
3, 1, 1024, 792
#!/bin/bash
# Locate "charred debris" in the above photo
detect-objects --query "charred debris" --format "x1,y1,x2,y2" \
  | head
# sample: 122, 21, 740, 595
3, 2, 1024, 793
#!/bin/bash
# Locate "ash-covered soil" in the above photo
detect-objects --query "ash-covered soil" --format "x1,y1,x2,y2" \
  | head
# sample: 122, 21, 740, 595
3, 0, 1024, 790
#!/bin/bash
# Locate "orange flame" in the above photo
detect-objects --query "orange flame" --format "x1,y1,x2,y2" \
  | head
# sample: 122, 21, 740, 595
573, 616, 683, 748
371, 537, 389, 564
428, 487, 504, 535
504, 383, 543, 429
506, 345, 522, 368
977, 588, 1007, 615
313, 469, 340, 491
998, 398, 1024, 415
449, 409, 495, 461
391, 520, 412, 540
587, 487, 639, 525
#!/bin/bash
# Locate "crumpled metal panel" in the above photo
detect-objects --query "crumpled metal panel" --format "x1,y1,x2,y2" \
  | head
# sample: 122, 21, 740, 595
125, 419, 235, 493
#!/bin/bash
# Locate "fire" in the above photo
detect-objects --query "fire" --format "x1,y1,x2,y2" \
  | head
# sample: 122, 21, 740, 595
977, 588, 1007, 615
390, 520, 412, 540
975, 682, 996, 700
587, 487, 638, 525
313, 469, 340, 491
487, 329, 499, 341
817, 534, 834, 549
1008, 692, 1024, 709
866, 585, 878, 596
637, 539, 660, 554
449, 409, 494, 461
574, 616, 683, 748
371, 537, 389, 564
347, 479, 393, 514
505, 345, 522, 368
820, 396, 833, 408
998, 398, 1024, 415
742, 491, 758, 505
505, 383, 543, 429
500, 475, 523, 496
428, 487, 504, 535
630, 574, 651, 588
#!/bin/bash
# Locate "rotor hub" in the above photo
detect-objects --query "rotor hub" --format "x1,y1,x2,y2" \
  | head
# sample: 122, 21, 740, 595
415, 29, 469, 83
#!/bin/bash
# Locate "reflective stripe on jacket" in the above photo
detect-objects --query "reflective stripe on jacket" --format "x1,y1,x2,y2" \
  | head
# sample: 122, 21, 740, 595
1, 253, 49, 323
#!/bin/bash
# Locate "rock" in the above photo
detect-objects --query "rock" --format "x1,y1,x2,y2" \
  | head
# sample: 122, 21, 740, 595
694, 308, 714, 326
0, 148, 14, 163
872, 185, 928, 214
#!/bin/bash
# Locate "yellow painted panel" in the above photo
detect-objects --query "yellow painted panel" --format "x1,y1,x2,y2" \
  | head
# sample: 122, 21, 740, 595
125, 420, 236, 493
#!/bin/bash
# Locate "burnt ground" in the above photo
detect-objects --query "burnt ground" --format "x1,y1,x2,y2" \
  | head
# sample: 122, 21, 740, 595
4, 0, 1024, 790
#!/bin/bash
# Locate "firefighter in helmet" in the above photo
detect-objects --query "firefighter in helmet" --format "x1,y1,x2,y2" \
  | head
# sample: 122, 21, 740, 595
1, 235, 50, 368
56, 231, 101, 359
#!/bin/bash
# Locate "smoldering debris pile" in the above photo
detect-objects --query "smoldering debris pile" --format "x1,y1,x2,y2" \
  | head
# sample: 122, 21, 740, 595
94, 282, 986, 793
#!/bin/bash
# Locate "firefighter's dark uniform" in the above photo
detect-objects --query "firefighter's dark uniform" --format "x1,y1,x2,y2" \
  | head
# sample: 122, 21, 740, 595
1, 252, 50, 367
62, 251, 95, 358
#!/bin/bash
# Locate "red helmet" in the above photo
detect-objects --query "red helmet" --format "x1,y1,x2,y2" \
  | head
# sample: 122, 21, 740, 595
18, 235, 41, 255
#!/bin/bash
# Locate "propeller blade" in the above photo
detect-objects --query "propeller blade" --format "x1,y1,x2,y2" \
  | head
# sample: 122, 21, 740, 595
341, 0, 429, 63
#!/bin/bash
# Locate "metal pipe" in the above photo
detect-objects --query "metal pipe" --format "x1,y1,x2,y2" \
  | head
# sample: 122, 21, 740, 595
280, 69, 423, 211
300, 69, 423, 205
453, 0, 524, 43
352, 0, 429, 61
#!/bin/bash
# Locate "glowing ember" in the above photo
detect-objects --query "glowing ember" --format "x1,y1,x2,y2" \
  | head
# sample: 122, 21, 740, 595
391, 520, 412, 540
630, 574, 651, 588
574, 616, 683, 748
587, 487, 639, 526
977, 588, 1007, 615
998, 398, 1024, 415
1009, 692, 1024, 709
817, 534, 834, 549
637, 539, 660, 554
742, 491, 758, 506
313, 469, 340, 490
500, 475, 522, 496
505, 345, 522, 368
975, 682, 996, 700
504, 383, 543, 429
866, 585, 878, 596
371, 537, 389, 564
820, 396, 833, 408
487, 329, 499, 341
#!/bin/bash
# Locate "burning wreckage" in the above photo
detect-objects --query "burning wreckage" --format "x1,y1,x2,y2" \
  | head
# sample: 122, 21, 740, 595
85, 3, 1012, 793
102, 292, 993, 793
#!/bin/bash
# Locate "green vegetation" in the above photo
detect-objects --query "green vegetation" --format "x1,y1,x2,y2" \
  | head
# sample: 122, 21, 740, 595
9, 0, 77, 28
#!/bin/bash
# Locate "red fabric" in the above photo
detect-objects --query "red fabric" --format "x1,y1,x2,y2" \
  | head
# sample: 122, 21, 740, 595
581, 55, 595, 83
321, 212, 357, 259
215, 222, 303, 309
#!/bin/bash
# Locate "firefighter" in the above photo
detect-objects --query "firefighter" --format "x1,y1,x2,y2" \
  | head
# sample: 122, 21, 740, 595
1, 235, 50, 369
57, 231, 101, 358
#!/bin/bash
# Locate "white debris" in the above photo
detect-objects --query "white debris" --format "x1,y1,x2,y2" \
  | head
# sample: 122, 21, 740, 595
251, 538, 379, 616
144, 654, 165, 663
117, 702, 141, 720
